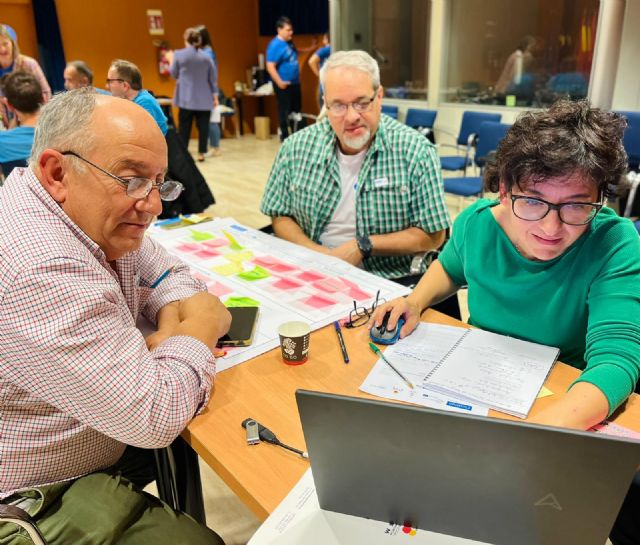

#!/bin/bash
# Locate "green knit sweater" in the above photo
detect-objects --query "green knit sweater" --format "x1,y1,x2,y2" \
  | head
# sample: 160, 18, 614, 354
439, 199, 640, 414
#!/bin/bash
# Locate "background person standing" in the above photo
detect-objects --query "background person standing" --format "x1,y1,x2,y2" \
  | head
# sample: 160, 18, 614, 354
266, 16, 302, 142
168, 27, 218, 162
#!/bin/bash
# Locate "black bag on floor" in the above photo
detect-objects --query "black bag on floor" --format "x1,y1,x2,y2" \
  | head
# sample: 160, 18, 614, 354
162, 127, 215, 218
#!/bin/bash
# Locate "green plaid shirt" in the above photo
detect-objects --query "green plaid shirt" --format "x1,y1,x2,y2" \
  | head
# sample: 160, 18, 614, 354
260, 115, 450, 278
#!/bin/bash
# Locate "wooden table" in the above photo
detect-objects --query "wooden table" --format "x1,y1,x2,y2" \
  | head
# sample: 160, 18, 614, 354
182, 309, 640, 521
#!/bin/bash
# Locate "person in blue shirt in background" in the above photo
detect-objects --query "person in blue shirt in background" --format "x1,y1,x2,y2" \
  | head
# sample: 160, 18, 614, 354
0, 71, 41, 175
266, 16, 303, 142
106, 59, 168, 135
309, 33, 331, 106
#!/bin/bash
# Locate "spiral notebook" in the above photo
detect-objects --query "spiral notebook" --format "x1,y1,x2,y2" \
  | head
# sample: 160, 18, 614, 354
421, 326, 560, 418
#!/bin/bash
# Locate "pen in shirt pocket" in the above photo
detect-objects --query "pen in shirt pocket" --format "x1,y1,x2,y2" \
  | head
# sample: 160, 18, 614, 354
150, 266, 175, 289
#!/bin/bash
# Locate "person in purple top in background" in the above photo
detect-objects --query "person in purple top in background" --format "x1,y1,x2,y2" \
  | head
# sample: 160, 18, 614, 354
0, 24, 51, 129
168, 27, 218, 162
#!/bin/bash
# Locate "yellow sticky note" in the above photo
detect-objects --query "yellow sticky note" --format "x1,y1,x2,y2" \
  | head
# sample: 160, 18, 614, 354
224, 250, 254, 263
537, 386, 554, 399
222, 230, 243, 250
181, 214, 212, 225
212, 262, 243, 276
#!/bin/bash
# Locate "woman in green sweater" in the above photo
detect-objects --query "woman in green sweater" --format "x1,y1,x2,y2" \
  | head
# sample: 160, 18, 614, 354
374, 100, 640, 431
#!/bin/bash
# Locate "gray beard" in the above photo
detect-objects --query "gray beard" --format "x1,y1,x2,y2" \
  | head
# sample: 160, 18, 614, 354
343, 126, 371, 151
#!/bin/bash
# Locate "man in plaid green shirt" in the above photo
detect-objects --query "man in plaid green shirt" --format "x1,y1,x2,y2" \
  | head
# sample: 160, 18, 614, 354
260, 50, 450, 280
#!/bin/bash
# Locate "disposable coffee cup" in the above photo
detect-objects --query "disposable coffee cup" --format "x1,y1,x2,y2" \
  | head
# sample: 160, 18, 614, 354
278, 321, 311, 365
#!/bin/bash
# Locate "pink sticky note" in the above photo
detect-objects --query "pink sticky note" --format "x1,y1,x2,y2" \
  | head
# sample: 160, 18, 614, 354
270, 263, 298, 273
253, 257, 298, 273
202, 239, 229, 248
273, 277, 303, 290
253, 256, 280, 267
302, 293, 337, 309
347, 286, 372, 301
338, 276, 359, 289
176, 243, 201, 253
194, 248, 221, 259
312, 277, 346, 293
207, 282, 234, 297
192, 272, 210, 283
297, 270, 328, 282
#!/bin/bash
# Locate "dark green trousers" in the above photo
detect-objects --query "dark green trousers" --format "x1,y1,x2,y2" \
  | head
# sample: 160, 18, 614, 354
0, 447, 225, 545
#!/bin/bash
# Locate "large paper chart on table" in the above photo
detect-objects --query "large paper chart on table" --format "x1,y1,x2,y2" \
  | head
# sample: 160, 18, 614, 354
148, 218, 410, 371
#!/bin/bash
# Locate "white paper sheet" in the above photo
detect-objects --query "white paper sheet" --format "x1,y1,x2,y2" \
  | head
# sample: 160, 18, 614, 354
359, 323, 489, 416
148, 218, 410, 371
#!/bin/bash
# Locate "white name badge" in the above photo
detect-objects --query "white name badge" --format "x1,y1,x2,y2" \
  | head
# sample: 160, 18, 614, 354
373, 177, 389, 188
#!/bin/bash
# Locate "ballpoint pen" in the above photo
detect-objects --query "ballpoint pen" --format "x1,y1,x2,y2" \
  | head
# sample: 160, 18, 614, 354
150, 266, 175, 288
333, 321, 349, 364
369, 342, 414, 389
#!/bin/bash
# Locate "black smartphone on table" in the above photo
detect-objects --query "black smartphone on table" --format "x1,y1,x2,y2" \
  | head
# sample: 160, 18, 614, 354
217, 306, 259, 347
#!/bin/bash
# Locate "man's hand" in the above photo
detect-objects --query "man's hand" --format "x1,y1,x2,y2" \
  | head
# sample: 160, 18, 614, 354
329, 240, 363, 266
277, 80, 291, 90
148, 293, 231, 353
178, 292, 231, 345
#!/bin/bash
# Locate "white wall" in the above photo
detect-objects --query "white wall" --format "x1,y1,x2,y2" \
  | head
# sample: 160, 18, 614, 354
612, 0, 640, 110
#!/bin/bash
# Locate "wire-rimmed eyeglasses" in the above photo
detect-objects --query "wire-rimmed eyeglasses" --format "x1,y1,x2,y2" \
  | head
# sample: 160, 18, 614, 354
510, 194, 603, 226
325, 93, 378, 117
61, 151, 184, 202
343, 289, 386, 329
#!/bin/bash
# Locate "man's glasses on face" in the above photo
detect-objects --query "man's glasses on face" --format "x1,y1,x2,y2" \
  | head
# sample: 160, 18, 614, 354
325, 93, 378, 117
61, 151, 184, 202
510, 194, 603, 226
106, 78, 125, 85
344, 289, 386, 329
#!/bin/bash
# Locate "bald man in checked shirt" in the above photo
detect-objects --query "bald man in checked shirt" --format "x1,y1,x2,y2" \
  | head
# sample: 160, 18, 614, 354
0, 90, 230, 544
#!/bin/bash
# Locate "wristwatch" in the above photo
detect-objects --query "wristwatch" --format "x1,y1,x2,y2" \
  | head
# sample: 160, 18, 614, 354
356, 235, 373, 259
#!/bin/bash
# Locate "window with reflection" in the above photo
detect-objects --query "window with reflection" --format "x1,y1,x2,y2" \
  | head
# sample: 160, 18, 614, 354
372, 0, 430, 101
442, 0, 599, 107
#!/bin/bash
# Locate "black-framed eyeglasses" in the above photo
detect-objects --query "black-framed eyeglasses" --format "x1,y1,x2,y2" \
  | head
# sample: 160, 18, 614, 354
510, 194, 603, 226
325, 93, 378, 116
344, 289, 386, 329
106, 78, 126, 85
61, 151, 184, 202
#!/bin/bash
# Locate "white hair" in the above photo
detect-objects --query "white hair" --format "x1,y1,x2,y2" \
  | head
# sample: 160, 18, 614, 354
30, 89, 97, 166
319, 50, 381, 91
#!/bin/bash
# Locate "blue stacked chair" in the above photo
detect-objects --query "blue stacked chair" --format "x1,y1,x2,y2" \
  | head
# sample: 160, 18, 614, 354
440, 111, 501, 175
381, 104, 399, 119
444, 121, 511, 198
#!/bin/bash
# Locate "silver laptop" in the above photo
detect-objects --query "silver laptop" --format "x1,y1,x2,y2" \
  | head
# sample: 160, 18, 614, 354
296, 390, 640, 545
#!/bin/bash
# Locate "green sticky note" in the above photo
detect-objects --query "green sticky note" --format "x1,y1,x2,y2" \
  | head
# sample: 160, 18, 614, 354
223, 230, 244, 250
191, 229, 215, 241
237, 265, 270, 281
225, 296, 261, 307
225, 250, 254, 263
505, 94, 516, 107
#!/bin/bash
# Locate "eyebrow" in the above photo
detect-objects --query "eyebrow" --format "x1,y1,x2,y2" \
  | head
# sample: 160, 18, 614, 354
110, 159, 168, 177
524, 188, 596, 200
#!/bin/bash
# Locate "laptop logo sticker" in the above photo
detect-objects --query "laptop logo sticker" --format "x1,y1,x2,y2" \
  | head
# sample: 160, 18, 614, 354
535, 493, 563, 511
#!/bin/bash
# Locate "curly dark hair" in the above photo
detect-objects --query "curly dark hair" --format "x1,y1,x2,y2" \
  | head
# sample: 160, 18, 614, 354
484, 99, 628, 198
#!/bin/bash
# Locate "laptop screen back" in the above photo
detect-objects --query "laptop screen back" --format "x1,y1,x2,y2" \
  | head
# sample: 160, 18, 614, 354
296, 390, 640, 545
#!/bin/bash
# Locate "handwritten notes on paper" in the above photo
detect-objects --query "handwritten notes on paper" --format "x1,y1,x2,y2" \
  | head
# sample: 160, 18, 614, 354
361, 322, 558, 418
